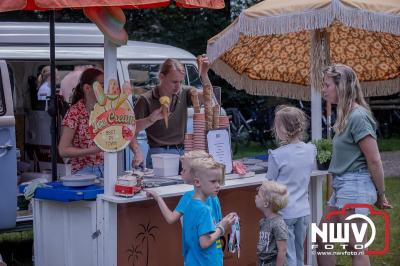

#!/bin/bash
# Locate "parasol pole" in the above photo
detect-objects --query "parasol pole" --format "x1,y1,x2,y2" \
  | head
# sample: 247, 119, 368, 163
321, 29, 333, 230
103, 37, 118, 196
49, 10, 58, 181
310, 29, 331, 141
310, 30, 324, 140
326, 101, 332, 139
102, 37, 119, 266
309, 29, 330, 266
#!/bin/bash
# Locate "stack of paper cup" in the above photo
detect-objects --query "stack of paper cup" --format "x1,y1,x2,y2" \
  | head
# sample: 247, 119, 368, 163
213, 105, 220, 129
193, 113, 207, 151
219, 115, 230, 129
184, 133, 193, 152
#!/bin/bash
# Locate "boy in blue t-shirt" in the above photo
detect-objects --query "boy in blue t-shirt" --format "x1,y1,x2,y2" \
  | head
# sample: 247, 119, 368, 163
182, 157, 235, 265
146, 151, 226, 263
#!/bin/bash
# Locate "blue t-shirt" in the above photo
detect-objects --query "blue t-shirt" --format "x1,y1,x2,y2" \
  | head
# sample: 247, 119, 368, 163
175, 190, 222, 223
175, 190, 223, 263
182, 198, 221, 266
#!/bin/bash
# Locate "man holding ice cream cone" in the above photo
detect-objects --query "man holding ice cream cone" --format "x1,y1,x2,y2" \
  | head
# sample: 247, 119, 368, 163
133, 56, 212, 168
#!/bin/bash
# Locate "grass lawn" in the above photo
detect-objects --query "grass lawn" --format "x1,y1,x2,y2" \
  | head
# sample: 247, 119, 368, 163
0, 230, 33, 265
233, 141, 270, 159
378, 136, 400, 152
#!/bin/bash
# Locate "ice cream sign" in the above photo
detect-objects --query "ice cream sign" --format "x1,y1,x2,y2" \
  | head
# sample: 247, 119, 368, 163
89, 79, 136, 152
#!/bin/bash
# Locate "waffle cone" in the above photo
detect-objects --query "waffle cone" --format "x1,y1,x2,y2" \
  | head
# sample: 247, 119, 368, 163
162, 105, 168, 128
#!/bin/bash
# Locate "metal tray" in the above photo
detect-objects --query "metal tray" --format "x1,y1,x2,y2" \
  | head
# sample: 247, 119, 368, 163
142, 177, 184, 188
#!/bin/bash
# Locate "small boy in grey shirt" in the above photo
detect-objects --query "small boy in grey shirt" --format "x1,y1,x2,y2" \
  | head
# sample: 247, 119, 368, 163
255, 180, 289, 266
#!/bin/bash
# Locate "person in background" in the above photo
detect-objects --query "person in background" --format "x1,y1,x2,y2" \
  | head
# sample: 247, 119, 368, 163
266, 105, 316, 266
255, 180, 289, 266
133, 56, 211, 168
58, 68, 163, 177
37, 65, 60, 101
60, 65, 92, 103
317, 64, 392, 266
146, 150, 226, 264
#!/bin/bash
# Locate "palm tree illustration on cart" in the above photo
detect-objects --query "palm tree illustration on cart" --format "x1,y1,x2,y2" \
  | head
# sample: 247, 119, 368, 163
126, 243, 143, 266
135, 221, 159, 266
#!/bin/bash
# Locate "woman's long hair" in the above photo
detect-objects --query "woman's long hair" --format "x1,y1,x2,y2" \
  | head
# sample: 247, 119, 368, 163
71, 68, 103, 105
323, 64, 372, 134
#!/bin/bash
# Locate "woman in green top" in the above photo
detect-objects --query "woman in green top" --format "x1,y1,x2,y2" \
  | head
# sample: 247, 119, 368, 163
316, 64, 391, 266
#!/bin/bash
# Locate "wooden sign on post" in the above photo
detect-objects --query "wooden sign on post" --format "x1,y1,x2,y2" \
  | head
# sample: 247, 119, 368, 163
89, 80, 136, 152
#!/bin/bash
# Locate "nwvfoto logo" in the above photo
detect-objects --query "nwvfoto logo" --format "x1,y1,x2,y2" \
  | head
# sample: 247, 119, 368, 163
310, 203, 390, 255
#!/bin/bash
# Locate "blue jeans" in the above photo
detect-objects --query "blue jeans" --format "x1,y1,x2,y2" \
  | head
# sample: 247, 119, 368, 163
75, 165, 104, 178
146, 146, 184, 169
328, 167, 377, 215
284, 215, 310, 266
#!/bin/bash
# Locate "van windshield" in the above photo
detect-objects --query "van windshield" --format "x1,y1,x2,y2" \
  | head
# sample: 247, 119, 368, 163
127, 63, 201, 96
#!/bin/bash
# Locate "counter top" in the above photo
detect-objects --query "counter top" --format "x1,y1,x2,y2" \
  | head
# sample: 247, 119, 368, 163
99, 170, 328, 204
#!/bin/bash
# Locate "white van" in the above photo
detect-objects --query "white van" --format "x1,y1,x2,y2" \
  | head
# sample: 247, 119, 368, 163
0, 22, 204, 229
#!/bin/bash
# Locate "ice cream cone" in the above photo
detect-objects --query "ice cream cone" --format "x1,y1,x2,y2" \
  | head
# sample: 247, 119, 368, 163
159, 96, 171, 128
162, 105, 169, 128
115, 93, 129, 109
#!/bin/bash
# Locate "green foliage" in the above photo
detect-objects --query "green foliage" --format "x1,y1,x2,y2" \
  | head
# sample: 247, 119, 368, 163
312, 138, 333, 164
0, 230, 33, 243
232, 141, 274, 160
230, 0, 263, 19
378, 136, 400, 152
124, 5, 232, 56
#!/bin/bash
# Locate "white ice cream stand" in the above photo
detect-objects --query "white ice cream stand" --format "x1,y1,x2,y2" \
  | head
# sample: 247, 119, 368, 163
19, 4, 328, 266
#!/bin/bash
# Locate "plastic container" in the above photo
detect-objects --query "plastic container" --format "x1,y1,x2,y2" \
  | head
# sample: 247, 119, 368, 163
151, 154, 180, 177
20, 171, 52, 183
60, 174, 97, 187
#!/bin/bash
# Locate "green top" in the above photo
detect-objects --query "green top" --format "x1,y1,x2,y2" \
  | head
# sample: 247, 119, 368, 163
329, 106, 377, 176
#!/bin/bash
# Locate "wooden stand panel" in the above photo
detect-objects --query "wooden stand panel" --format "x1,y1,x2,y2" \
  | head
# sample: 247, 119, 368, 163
117, 197, 183, 266
117, 185, 261, 266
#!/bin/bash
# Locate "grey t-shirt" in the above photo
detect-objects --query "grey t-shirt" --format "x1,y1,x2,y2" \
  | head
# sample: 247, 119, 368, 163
257, 215, 288, 266
266, 142, 317, 219
329, 106, 377, 175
